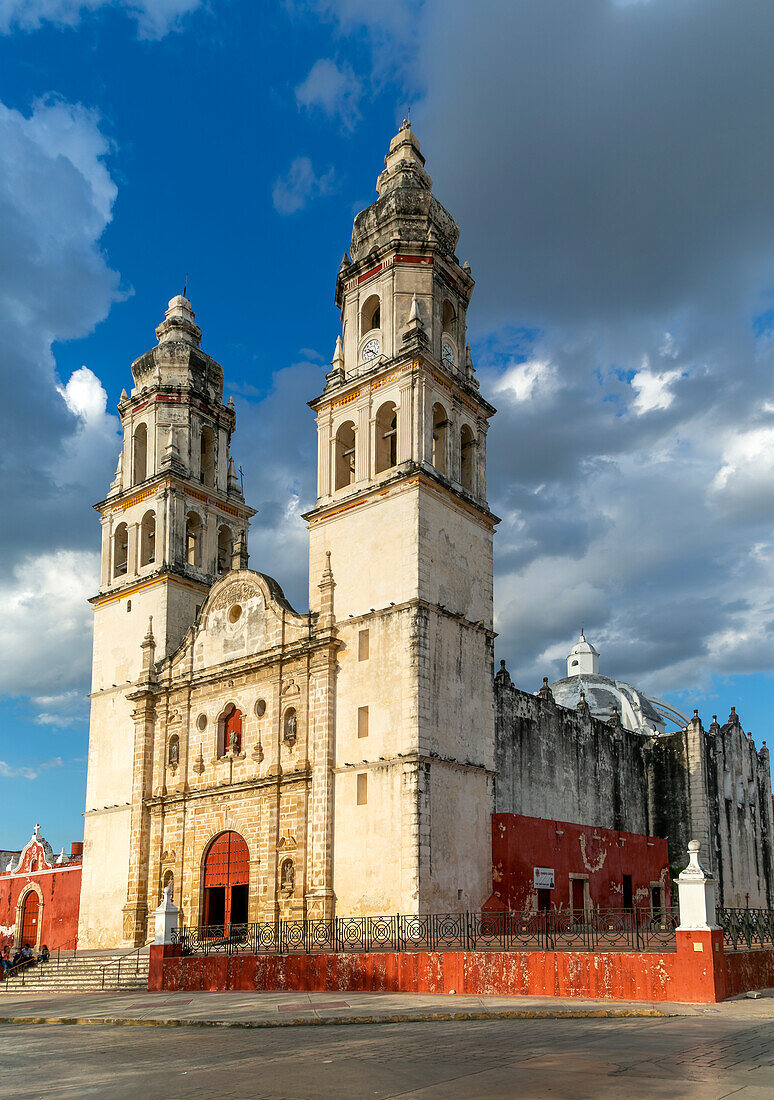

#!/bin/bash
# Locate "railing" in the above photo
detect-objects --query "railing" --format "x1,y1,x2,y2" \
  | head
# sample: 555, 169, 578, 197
1, 934, 78, 990
100, 944, 146, 989
174, 906, 681, 957
717, 907, 774, 951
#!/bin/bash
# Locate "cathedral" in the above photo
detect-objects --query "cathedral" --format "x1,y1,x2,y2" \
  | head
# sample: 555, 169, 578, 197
77, 122, 774, 949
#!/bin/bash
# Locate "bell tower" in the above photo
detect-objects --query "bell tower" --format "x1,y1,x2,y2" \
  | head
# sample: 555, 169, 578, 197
78, 295, 255, 947
307, 122, 498, 915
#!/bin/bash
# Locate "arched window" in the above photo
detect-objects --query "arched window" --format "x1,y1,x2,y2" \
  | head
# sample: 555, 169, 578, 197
202, 831, 249, 930
167, 734, 180, 767
218, 703, 242, 756
113, 523, 128, 579
217, 525, 233, 575
334, 420, 356, 490
140, 510, 156, 567
432, 403, 448, 476
185, 511, 202, 568
442, 299, 457, 338
133, 423, 147, 485
460, 424, 475, 492
360, 294, 380, 336
375, 401, 397, 474
200, 425, 215, 488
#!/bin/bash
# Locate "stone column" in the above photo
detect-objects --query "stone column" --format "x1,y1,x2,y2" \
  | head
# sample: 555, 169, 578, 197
477, 422, 488, 501
122, 621, 158, 946
304, 556, 337, 921
318, 409, 331, 498
356, 401, 370, 483
127, 522, 139, 577
397, 378, 413, 464
100, 515, 112, 587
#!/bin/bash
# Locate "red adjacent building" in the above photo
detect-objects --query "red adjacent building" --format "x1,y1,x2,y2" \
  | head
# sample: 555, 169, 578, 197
0, 826, 82, 952
483, 812, 671, 916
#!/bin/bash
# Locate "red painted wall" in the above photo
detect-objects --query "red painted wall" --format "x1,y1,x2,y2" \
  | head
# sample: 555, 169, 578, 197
483, 813, 671, 914
151, 931, 742, 1003
0, 837, 81, 952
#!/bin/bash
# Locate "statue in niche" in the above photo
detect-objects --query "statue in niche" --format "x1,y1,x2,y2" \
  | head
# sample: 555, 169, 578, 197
280, 858, 294, 894
228, 726, 239, 753
284, 709, 297, 748
168, 737, 179, 766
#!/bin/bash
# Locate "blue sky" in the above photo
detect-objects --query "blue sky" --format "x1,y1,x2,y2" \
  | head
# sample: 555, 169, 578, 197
2, 0, 774, 850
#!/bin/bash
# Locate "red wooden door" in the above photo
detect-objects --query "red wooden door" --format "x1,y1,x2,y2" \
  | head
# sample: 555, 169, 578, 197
203, 831, 249, 929
21, 893, 39, 946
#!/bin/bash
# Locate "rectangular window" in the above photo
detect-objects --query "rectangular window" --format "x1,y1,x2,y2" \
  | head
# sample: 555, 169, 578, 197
357, 772, 367, 805
358, 629, 370, 661
357, 705, 369, 738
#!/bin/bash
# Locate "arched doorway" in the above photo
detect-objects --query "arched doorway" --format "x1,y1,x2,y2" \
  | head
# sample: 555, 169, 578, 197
20, 891, 40, 948
202, 831, 249, 930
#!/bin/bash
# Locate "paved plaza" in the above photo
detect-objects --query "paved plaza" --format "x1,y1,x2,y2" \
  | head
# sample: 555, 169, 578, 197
1, 992, 774, 1098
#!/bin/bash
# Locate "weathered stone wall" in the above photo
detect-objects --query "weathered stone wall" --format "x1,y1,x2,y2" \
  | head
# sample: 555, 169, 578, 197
494, 675, 651, 837
495, 671, 774, 909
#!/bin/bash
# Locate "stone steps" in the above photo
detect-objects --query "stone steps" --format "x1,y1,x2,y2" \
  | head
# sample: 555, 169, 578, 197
2, 952, 150, 993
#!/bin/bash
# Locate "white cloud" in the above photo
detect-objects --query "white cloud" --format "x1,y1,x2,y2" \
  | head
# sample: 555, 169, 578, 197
295, 59, 362, 127
630, 363, 683, 414
32, 690, 88, 727
0, 0, 202, 38
272, 156, 336, 215
0, 756, 63, 780
709, 425, 774, 518
494, 358, 557, 403
0, 551, 99, 697
0, 94, 120, 584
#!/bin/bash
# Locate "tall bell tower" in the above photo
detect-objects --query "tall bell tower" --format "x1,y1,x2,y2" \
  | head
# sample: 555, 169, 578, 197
307, 122, 498, 914
78, 295, 255, 947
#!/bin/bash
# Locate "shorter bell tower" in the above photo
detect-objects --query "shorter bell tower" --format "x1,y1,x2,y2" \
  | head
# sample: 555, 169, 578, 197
78, 295, 255, 948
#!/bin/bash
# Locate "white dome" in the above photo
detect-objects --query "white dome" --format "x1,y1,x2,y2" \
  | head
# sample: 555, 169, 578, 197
550, 672, 667, 735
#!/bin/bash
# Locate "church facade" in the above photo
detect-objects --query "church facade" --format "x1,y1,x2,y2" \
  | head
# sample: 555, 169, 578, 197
79, 122, 497, 947
78, 123, 774, 949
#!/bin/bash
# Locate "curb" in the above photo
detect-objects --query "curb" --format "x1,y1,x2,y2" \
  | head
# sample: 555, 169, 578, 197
0, 1007, 672, 1029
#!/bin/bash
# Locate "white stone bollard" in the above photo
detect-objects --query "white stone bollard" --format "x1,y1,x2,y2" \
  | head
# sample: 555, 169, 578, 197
676, 840, 719, 931
153, 884, 180, 945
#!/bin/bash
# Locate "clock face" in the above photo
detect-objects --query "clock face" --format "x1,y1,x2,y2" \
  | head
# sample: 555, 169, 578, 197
442, 341, 456, 367
362, 337, 381, 361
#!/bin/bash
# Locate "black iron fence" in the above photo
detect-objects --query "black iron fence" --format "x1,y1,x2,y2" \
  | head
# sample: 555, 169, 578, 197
174, 906, 681, 957
717, 907, 774, 951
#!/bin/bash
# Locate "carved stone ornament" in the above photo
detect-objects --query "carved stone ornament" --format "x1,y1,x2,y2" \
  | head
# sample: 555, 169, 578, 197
251, 739, 265, 763
211, 579, 262, 611
192, 744, 205, 775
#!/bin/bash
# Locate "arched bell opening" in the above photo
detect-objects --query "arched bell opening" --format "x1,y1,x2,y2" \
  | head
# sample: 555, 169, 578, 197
334, 420, 356, 490
375, 401, 397, 474
139, 510, 156, 567
133, 422, 147, 485
460, 424, 476, 492
432, 403, 448, 476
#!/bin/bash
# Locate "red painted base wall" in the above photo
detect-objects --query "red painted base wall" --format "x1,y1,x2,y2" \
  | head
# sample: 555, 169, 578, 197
0, 867, 81, 952
152, 931, 765, 1004
485, 813, 671, 914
